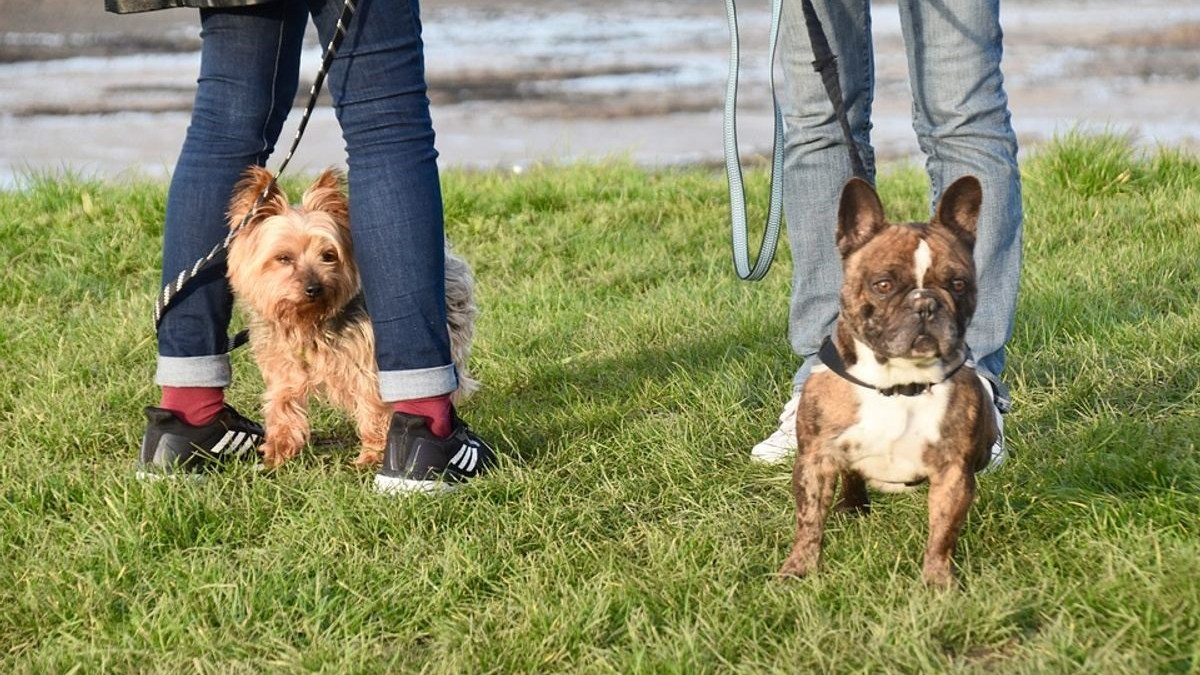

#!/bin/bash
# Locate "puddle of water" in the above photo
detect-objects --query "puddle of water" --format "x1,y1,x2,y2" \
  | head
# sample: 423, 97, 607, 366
1, 0, 1198, 188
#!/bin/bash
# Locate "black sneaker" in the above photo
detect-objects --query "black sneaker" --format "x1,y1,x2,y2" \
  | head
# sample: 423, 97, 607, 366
374, 411, 495, 494
136, 405, 265, 478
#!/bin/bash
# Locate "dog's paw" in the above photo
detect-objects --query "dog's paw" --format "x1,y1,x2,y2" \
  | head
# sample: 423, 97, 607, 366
353, 448, 383, 467
921, 562, 957, 589
777, 558, 813, 580
261, 441, 299, 469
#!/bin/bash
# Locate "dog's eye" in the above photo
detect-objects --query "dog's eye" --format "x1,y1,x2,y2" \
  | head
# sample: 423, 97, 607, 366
872, 279, 894, 294
275, 254, 293, 265
321, 250, 338, 263
950, 279, 967, 293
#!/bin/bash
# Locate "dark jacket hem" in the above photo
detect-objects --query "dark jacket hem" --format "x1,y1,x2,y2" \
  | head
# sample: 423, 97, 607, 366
105, 0, 279, 15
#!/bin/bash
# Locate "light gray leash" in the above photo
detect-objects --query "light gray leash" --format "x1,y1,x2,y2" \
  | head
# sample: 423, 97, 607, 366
723, 0, 786, 281
153, 0, 358, 350
723, 0, 868, 281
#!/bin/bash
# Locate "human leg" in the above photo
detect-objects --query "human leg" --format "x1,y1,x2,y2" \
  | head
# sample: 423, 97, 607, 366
752, 0, 876, 461
309, 0, 453, 400
897, 0, 1022, 413
308, 0, 493, 490
156, 3, 309, 390
140, 3, 308, 475
778, 0, 877, 391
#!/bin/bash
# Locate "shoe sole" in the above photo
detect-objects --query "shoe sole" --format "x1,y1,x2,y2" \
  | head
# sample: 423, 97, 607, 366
750, 448, 794, 465
134, 462, 267, 481
750, 440, 795, 465
374, 473, 459, 495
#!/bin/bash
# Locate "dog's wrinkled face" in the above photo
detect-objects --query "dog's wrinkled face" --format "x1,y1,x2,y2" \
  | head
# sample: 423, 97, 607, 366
226, 167, 359, 327
835, 176, 981, 363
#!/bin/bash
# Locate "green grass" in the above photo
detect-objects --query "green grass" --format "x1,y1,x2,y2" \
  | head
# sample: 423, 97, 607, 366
1, 132, 1198, 674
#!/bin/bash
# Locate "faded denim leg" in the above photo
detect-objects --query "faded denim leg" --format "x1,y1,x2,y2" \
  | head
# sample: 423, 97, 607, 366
899, 0, 1022, 412
777, 0, 876, 394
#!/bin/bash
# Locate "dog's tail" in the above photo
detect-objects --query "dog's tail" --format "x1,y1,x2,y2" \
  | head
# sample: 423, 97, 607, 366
445, 245, 479, 402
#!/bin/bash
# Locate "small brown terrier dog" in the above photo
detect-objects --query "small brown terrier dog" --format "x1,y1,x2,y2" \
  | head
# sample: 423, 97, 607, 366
779, 176, 998, 587
225, 166, 477, 468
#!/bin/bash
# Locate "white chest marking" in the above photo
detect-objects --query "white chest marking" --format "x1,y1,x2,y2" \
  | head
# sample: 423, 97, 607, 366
848, 338, 947, 389
914, 239, 932, 289
836, 382, 951, 491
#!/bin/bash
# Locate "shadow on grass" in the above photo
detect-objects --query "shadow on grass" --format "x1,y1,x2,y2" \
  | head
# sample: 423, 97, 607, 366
484, 317, 784, 467
1006, 289, 1199, 498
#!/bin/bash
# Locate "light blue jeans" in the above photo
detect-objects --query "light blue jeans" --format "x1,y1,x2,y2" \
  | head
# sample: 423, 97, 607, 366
777, 0, 1022, 412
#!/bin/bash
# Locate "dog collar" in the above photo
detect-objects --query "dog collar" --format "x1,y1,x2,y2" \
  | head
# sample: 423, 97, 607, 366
817, 336, 968, 397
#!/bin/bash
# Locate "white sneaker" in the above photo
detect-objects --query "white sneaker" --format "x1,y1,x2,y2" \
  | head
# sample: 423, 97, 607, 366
750, 393, 801, 464
977, 373, 1007, 474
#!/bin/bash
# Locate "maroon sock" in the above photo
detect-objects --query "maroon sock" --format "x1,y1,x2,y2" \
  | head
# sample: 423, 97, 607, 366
160, 386, 224, 426
392, 395, 453, 439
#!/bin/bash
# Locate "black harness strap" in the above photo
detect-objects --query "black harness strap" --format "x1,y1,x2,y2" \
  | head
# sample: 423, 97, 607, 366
818, 336, 969, 397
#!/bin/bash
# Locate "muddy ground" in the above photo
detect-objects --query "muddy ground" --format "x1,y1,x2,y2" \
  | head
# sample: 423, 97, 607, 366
2, 0, 1197, 183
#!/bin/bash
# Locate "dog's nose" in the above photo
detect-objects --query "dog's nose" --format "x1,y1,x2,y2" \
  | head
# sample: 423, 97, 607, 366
909, 290, 936, 319
304, 282, 323, 299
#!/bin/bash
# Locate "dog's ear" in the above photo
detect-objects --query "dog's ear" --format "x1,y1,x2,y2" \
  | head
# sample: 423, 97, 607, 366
227, 165, 289, 230
300, 168, 349, 227
933, 175, 982, 246
836, 177, 888, 257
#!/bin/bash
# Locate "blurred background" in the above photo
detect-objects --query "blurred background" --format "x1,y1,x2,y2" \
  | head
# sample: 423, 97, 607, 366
1, 0, 1198, 187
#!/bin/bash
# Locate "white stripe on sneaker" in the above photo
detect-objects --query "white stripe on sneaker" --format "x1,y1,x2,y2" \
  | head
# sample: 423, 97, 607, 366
231, 434, 258, 457
209, 431, 238, 456
449, 444, 469, 468
207, 430, 260, 457
448, 443, 479, 473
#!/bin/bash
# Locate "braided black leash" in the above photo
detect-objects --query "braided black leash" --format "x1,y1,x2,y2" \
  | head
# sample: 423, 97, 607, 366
153, 0, 358, 350
798, 0, 867, 179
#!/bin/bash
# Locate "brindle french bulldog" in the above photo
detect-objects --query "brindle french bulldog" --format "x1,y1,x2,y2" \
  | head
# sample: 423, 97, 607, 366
779, 175, 998, 587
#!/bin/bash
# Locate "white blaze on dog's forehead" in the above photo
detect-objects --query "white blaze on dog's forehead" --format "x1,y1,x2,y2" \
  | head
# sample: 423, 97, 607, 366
913, 239, 932, 289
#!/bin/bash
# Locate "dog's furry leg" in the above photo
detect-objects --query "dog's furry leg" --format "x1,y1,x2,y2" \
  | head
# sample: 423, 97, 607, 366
351, 397, 391, 467
923, 460, 975, 587
779, 446, 838, 578
261, 373, 312, 468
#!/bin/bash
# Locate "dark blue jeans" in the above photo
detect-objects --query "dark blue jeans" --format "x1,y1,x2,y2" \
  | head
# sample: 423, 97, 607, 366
155, 0, 457, 400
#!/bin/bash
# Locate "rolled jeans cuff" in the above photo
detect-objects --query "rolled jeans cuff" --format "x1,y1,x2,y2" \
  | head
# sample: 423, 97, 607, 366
378, 364, 458, 402
792, 353, 823, 396
155, 354, 232, 388
971, 364, 1012, 415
